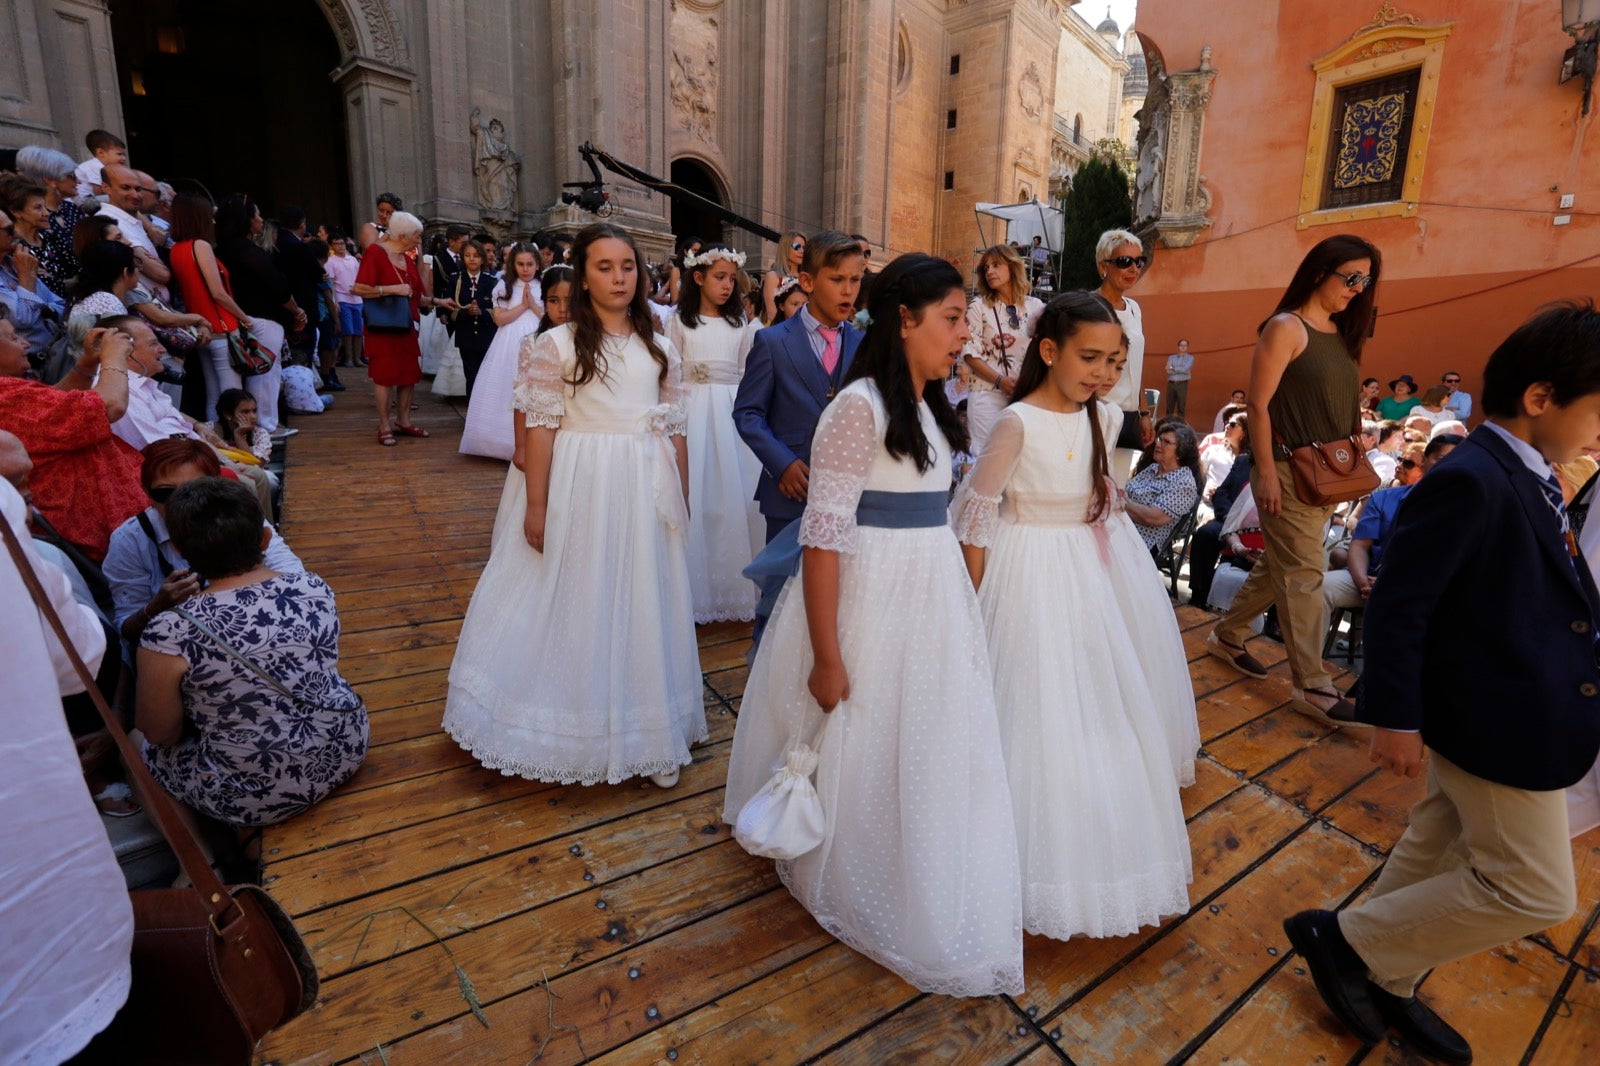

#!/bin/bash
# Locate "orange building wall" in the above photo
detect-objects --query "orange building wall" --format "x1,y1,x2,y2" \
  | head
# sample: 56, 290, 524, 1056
1129, 1, 1600, 424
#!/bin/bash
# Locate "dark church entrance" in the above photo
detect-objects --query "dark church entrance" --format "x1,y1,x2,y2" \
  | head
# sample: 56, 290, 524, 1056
109, 0, 351, 231
669, 158, 728, 247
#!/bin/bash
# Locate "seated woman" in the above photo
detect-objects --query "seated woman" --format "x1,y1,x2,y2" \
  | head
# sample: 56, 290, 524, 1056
1124, 422, 1201, 555
135, 476, 365, 828
103, 438, 301, 651
0, 308, 146, 560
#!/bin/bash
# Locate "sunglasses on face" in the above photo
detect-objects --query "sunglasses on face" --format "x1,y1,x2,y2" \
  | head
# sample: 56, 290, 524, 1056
148, 485, 178, 504
791, 242, 806, 251
1332, 270, 1373, 291
1399, 458, 1419, 470
1105, 255, 1148, 270
1444, 377, 1461, 384
1156, 437, 1178, 447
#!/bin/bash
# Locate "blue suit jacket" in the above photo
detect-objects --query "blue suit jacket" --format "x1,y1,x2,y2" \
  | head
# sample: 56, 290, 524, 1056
732, 315, 861, 521
1357, 425, 1600, 790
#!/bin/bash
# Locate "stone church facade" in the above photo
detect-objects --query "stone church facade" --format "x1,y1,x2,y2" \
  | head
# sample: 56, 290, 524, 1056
1, 0, 1138, 271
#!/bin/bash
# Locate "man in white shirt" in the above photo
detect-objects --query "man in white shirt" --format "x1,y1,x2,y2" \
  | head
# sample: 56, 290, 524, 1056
1213, 388, 1247, 433
1361, 420, 1398, 484
95, 164, 170, 290
1166, 338, 1195, 419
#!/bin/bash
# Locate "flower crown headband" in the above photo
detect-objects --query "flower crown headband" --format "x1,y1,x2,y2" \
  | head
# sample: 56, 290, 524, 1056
682, 246, 746, 269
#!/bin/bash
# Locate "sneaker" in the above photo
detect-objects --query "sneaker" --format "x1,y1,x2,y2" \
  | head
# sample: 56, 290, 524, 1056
1206, 630, 1269, 680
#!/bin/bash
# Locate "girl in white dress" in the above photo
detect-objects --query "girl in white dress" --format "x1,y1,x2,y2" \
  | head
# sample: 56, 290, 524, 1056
725, 253, 1024, 997
665, 246, 764, 622
444, 224, 704, 789
953, 290, 1198, 942
962, 244, 1045, 457
459, 245, 544, 460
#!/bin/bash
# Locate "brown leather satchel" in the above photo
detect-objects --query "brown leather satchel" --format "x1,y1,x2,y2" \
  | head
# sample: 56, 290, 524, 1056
0, 510, 318, 1065
1280, 434, 1381, 507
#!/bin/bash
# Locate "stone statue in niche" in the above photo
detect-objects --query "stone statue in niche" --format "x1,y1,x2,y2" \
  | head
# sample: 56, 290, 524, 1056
470, 107, 520, 219
1133, 79, 1170, 224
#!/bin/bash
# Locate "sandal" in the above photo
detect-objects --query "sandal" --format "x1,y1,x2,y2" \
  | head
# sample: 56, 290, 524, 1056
393, 424, 430, 438
1291, 686, 1365, 727
378, 428, 398, 446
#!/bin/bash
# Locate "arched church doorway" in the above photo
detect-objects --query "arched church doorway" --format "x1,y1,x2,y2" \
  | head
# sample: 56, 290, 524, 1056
670, 158, 728, 247
109, 0, 351, 231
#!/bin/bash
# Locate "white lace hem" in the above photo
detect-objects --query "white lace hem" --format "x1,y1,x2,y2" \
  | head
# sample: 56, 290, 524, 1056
797, 510, 857, 554
774, 862, 1025, 998
445, 721, 703, 785
23, 960, 131, 1064
1021, 864, 1192, 941
519, 410, 561, 430
694, 605, 757, 624
951, 489, 1003, 547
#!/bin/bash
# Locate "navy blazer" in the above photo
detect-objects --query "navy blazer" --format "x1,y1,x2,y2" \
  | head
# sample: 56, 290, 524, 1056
732, 314, 862, 522
1357, 425, 1600, 790
450, 272, 499, 350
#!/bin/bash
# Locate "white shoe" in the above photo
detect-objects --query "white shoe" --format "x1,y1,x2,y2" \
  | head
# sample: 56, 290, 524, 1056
648, 769, 680, 789
268, 427, 299, 440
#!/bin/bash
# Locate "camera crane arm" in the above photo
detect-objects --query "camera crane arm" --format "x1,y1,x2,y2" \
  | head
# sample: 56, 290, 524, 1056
564, 142, 782, 244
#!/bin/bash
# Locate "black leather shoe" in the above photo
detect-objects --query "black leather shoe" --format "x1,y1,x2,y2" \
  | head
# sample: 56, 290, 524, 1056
1369, 985, 1473, 1064
1283, 910, 1386, 1043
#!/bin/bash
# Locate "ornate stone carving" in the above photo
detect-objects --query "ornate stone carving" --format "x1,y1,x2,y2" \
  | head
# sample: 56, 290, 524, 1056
1346, 2, 1422, 43
1349, 37, 1422, 63
358, 0, 411, 67
671, 44, 718, 145
1134, 48, 1218, 248
1018, 61, 1045, 120
470, 107, 520, 220
315, 0, 360, 54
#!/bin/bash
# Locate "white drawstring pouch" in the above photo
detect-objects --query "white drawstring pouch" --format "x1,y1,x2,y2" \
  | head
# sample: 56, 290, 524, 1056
733, 713, 832, 861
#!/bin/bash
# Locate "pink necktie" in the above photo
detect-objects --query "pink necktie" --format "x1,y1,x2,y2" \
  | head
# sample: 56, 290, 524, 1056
819, 325, 840, 375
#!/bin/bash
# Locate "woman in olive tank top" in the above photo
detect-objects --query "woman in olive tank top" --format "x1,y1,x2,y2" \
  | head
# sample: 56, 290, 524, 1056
1206, 235, 1381, 723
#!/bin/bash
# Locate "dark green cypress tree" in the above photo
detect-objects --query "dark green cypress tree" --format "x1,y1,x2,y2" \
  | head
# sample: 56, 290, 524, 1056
1058, 150, 1134, 291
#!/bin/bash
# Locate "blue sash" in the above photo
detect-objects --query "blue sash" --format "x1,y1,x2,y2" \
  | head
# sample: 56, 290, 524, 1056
744, 489, 948, 585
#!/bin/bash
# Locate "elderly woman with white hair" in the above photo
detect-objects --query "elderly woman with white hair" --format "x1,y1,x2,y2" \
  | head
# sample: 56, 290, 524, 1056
351, 210, 439, 445
1095, 227, 1152, 484
14, 144, 86, 296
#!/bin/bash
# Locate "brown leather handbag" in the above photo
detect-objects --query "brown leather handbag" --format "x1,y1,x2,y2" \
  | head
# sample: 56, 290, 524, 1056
1280, 434, 1381, 507
0, 511, 318, 1065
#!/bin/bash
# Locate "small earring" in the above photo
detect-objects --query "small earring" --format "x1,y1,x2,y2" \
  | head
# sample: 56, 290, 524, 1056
1044, 359, 1053, 366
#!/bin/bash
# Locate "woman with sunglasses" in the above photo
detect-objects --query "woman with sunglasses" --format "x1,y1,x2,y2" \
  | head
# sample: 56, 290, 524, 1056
1206, 234, 1381, 725
1094, 229, 1151, 484
962, 244, 1043, 455
760, 230, 806, 324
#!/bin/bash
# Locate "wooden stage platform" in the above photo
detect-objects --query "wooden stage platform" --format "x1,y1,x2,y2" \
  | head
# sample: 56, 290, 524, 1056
258, 378, 1599, 1065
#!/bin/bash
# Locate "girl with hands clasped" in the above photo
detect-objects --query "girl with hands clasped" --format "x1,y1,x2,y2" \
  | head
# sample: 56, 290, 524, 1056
724, 253, 1024, 998
952, 291, 1197, 941
459, 243, 545, 460
444, 224, 703, 791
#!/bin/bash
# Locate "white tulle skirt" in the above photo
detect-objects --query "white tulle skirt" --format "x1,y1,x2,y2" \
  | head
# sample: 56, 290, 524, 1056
724, 525, 1024, 996
432, 345, 467, 397
460, 312, 541, 460
444, 438, 706, 785
685, 382, 764, 622
418, 312, 450, 376
978, 513, 1196, 940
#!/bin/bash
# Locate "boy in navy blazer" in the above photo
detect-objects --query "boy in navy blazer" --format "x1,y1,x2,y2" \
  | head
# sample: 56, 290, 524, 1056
734, 230, 867, 544
1285, 302, 1600, 1064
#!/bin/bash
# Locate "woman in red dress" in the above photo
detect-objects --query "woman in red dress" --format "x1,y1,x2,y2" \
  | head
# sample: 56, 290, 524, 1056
0, 312, 145, 560
352, 211, 453, 445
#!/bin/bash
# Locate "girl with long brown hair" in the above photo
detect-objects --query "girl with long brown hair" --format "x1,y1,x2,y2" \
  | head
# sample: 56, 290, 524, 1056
444, 223, 703, 791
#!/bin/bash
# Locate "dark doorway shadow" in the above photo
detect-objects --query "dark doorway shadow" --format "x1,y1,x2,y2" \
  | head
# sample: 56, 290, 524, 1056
669, 158, 727, 246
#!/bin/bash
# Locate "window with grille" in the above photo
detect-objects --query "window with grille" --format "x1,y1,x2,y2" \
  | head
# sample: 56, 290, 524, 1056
1319, 67, 1421, 211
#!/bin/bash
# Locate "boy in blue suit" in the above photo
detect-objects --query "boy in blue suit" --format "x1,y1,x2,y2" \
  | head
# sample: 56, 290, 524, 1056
1285, 302, 1600, 1064
734, 231, 865, 646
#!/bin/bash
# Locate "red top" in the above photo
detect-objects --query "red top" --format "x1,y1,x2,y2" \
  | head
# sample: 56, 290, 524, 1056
169, 239, 240, 334
355, 244, 421, 323
0, 378, 147, 561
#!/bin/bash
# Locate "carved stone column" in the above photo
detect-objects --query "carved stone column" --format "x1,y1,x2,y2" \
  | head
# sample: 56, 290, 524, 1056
1152, 62, 1217, 248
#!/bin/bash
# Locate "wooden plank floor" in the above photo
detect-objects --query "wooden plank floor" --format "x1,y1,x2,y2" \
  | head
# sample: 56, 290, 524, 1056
258, 374, 1600, 1065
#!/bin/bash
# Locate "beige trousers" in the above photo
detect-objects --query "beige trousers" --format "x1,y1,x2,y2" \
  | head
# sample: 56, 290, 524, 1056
1213, 459, 1335, 691
1339, 753, 1576, 996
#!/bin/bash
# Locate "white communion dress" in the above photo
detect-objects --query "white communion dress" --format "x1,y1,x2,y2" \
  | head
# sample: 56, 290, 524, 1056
459, 280, 544, 460
953, 400, 1197, 940
665, 313, 764, 622
444, 324, 706, 784
724, 379, 1025, 997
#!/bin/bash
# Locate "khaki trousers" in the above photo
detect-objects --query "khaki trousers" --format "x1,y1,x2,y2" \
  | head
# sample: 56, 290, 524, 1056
1214, 460, 1334, 691
1339, 753, 1576, 996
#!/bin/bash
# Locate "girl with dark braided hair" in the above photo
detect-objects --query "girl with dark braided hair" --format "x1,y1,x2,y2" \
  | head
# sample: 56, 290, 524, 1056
726, 253, 1024, 997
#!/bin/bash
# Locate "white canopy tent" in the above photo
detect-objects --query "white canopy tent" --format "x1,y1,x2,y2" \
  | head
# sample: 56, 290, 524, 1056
973, 199, 1064, 253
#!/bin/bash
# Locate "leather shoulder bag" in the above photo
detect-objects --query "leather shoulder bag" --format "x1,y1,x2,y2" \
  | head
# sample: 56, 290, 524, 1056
1280, 434, 1381, 507
0, 510, 318, 1065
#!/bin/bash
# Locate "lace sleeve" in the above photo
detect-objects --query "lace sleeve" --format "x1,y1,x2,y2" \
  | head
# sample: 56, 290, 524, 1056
657, 336, 688, 437
513, 331, 565, 429
797, 391, 878, 553
952, 408, 1025, 546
